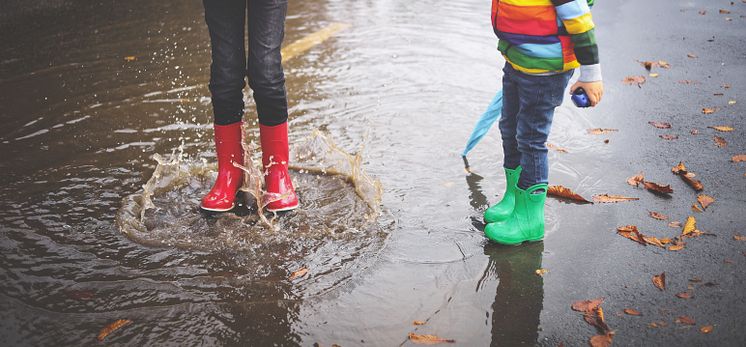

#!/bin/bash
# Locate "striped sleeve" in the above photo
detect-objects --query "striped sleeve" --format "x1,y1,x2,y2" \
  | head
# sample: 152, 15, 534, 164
552, 0, 601, 81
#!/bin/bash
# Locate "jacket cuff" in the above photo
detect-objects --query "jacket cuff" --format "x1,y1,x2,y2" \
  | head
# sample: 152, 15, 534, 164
578, 64, 602, 82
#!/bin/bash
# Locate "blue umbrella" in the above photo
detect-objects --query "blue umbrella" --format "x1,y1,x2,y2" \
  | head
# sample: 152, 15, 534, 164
461, 90, 503, 170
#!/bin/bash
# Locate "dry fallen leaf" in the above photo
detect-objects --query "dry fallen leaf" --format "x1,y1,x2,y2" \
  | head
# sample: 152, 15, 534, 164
587, 128, 619, 135
709, 125, 734, 132
648, 321, 667, 328
408, 332, 455, 344
547, 185, 593, 204
288, 267, 309, 281
413, 320, 427, 326
640, 61, 654, 71
623, 75, 646, 86
700, 325, 714, 334
734, 235, 746, 241
571, 298, 604, 313
702, 107, 717, 114
687, 53, 698, 58
535, 268, 549, 276
627, 172, 645, 187
643, 180, 673, 195
593, 194, 639, 203
658, 60, 670, 68
713, 136, 728, 148
589, 333, 614, 347
676, 292, 692, 299
98, 319, 132, 342
649, 211, 668, 220
697, 194, 715, 210
719, 9, 731, 14
123, 56, 137, 62
617, 225, 647, 246
650, 122, 673, 130
692, 204, 703, 213
731, 154, 746, 162
682, 216, 697, 236
676, 316, 696, 325
652, 272, 666, 291
672, 162, 704, 192
623, 308, 641, 316
668, 242, 685, 251
547, 143, 569, 153
643, 236, 666, 248
660, 134, 679, 140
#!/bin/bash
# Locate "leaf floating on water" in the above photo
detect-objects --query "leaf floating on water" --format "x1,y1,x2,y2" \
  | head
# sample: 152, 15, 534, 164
593, 194, 639, 203
713, 135, 727, 148
623, 75, 646, 86
535, 268, 549, 276
627, 172, 645, 187
649, 211, 668, 220
702, 107, 717, 114
648, 121, 672, 129
697, 194, 715, 210
652, 272, 666, 291
643, 180, 673, 195
676, 316, 696, 325
547, 185, 593, 204
288, 267, 309, 281
587, 128, 619, 135
624, 308, 642, 316
708, 125, 736, 133
407, 332, 455, 344
700, 325, 714, 334
731, 154, 746, 162
98, 319, 132, 341
413, 320, 427, 326
547, 143, 569, 153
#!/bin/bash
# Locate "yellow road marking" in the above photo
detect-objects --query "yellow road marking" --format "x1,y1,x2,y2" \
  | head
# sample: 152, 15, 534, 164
281, 23, 350, 62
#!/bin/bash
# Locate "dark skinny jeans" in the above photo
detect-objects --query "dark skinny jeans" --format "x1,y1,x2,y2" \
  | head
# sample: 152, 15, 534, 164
203, 0, 289, 126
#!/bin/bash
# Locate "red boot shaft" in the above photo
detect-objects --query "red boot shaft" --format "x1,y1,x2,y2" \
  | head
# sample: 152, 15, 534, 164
200, 122, 244, 212
259, 122, 299, 212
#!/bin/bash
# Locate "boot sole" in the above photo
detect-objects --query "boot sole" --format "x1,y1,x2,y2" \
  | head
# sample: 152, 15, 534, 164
200, 204, 235, 212
266, 202, 300, 212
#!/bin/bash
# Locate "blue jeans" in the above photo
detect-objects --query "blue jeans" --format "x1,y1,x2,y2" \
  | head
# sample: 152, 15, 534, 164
204, 0, 289, 126
498, 63, 573, 189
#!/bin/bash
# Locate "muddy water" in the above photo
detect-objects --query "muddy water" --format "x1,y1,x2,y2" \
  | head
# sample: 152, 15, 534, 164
0, 0, 677, 346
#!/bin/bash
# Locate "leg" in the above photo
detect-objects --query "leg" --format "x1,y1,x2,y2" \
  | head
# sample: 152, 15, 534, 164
515, 71, 572, 189
498, 63, 521, 170
204, 0, 247, 125
247, 0, 288, 126
200, 0, 247, 212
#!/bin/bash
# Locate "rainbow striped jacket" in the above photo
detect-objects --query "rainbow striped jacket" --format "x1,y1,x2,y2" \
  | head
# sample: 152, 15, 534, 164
491, 0, 601, 82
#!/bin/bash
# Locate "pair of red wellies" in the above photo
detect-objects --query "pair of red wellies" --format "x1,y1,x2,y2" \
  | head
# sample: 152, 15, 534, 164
200, 122, 299, 213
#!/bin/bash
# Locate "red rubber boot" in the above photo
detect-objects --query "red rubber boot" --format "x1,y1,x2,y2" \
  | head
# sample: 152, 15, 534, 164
200, 122, 244, 212
259, 122, 299, 212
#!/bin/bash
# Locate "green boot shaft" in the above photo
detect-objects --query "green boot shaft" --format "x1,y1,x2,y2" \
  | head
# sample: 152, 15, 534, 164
483, 166, 522, 223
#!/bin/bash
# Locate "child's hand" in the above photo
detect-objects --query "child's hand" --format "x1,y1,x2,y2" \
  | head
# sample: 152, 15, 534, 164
570, 81, 604, 107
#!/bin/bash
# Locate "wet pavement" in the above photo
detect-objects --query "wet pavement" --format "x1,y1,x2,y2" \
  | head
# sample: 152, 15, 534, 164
1, 0, 745, 345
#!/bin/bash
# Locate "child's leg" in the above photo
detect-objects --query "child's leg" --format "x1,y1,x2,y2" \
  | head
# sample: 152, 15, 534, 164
514, 70, 573, 189
498, 64, 521, 170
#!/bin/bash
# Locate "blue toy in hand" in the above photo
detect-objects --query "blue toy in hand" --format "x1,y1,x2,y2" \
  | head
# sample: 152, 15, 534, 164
571, 87, 591, 108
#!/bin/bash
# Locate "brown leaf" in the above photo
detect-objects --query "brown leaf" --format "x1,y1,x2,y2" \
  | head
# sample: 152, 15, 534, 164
658, 60, 670, 69
640, 61, 654, 71
702, 107, 718, 114
676, 316, 696, 325
734, 235, 746, 241
408, 332, 455, 344
713, 135, 727, 148
719, 9, 731, 14
697, 194, 715, 210
648, 121, 672, 129
731, 154, 746, 162
98, 319, 132, 342
687, 53, 698, 58
652, 272, 666, 291
547, 143, 569, 153
682, 216, 697, 236
617, 225, 647, 246
672, 162, 704, 192
535, 268, 549, 276
669, 221, 681, 228
624, 308, 642, 316
668, 242, 685, 251
709, 125, 734, 132
587, 128, 619, 135
700, 325, 714, 334
547, 185, 593, 204
592, 194, 639, 203
289, 267, 309, 281
722, 83, 731, 89
659, 134, 679, 140
676, 292, 692, 299
589, 333, 613, 347
413, 320, 427, 326
571, 298, 604, 313
648, 321, 667, 328
123, 56, 137, 62
692, 204, 703, 213
643, 236, 665, 248
643, 180, 673, 195
627, 172, 645, 187
649, 211, 668, 220
623, 75, 646, 86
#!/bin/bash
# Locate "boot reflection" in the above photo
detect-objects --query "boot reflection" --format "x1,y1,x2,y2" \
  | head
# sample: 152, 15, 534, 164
481, 242, 544, 346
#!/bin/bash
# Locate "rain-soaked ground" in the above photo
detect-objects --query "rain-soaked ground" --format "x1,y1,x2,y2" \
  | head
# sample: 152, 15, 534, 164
1, 0, 745, 345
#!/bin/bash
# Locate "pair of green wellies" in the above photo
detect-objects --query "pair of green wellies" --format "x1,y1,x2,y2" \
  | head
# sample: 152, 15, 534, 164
483, 166, 548, 245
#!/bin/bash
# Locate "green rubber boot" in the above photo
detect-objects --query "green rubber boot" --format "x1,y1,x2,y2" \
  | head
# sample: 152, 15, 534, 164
483, 166, 522, 223
484, 183, 548, 245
